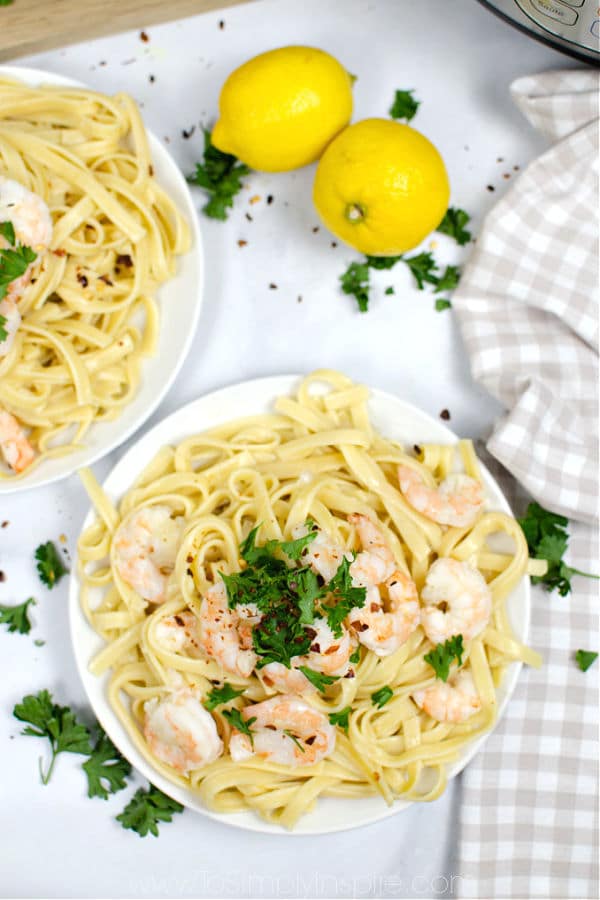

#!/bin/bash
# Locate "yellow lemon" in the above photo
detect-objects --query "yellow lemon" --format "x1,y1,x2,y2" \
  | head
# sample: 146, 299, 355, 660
211, 46, 353, 172
313, 118, 450, 256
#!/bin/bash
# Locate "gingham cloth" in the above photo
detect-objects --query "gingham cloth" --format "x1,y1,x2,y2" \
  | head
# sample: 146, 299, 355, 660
453, 71, 599, 899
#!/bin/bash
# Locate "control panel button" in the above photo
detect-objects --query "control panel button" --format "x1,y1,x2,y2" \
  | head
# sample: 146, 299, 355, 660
524, 0, 579, 24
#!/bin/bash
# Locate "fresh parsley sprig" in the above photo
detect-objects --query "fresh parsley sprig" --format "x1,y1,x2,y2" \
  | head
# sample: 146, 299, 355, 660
188, 128, 250, 221
328, 706, 352, 733
437, 207, 472, 246
83, 728, 132, 800
389, 89, 420, 122
222, 707, 257, 744
518, 502, 599, 597
0, 219, 37, 303
0, 597, 36, 634
35, 541, 69, 589
575, 650, 598, 672
340, 261, 370, 312
424, 635, 464, 682
298, 666, 339, 693
13, 690, 92, 785
116, 786, 184, 838
371, 686, 394, 708
204, 682, 246, 711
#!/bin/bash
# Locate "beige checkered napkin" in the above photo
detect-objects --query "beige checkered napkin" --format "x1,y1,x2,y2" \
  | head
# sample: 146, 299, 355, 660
453, 71, 599, 899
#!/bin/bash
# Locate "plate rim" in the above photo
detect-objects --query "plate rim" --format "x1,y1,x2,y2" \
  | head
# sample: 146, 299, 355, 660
0, 64, 204, 494
68, 373, 531, 836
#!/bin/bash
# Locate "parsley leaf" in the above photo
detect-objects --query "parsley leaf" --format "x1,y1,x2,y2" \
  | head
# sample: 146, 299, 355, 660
284, 729, 305, 753
0, 597, 36, 634
437, 207, 472, 246
290, 567, 321, 625
518, 502, 599, 597
116, 785, 184, 837
403, 252, 439, 290
82, 728, 131, 800
188, 128, 250, 221
328, 706, 352, 733
322, 556, 366, 637
424, 635, 464, 682
435, 264, 460, 294
0, 243, 37, 301
278, 529, 317, 562
203, 682, 246, 711
435, 298, 452, 312
349, 646, 361, 664
13, 690, 92, 784
340, 261, 370, 312
384, 286, 395, 295
0, 221, 16, 244
0, 313, 8, 343
222, 708, 257, 745
365, 254, 403, 271
252, 597, 312, 667
298, 666, 339, 693
575, 650, 598, 672
389, 89, 420, 122
371, 686, 394, 708
35, 541, 69, 589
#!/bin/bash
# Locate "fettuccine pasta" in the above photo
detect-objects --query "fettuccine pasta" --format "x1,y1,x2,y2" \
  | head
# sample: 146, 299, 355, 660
0, 76, 190, 479
78, 371, 542, 828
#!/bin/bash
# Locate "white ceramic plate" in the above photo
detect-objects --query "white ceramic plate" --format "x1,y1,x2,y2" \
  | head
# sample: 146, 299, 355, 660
69, 375, 530, 835
0, 65, 203, 494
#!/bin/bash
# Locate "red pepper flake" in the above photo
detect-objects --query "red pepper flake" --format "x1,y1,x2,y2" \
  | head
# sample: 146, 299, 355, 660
77, 273, 88, 288
237, 240, 248, 248
266, 195, 274, 205
1, 521, 9, 528
269, 283, 278, 290
116, 254, 133, 268
140, 31, 149, 43
182, 126, 195, 140
148, 165, 154, 176
413, 444, 421, 455
98, 274, 113, 286
503, 173, 511, 180
53, 249, 66, 257
440, 409, 451, 421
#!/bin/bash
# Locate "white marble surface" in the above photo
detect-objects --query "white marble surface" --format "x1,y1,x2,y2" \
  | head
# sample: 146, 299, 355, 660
0, 1, 573, 897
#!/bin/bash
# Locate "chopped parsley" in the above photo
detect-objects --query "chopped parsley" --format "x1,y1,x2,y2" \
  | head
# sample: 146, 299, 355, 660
222, 522, 365, 675
349, 645, 361, 664
371, 686, 394, 708
35, 541, 69, 589
188, 128, 250, 220
437, 207, 472, 246
0, 597, 36, 634
116, 785, 184, 837
328, 706, 352, 733
298, 666, 339, 693
284, 729, 305, 753
424, 635, 464, 682
83, 728, 132, 800
0, 220, 16, 244
340, 261, 370, 312
204, 682, 246, 711
575, 650, 598, 672
435, 264, 460, 294
403, 252, 439, 290
365, 254, 403, 270
0, 313, 8, 342
435, 298, 452, 312
518, 502, 599, 597
222, 707, 257, 744
389, 89, 420, 122
13, 689, 92, 784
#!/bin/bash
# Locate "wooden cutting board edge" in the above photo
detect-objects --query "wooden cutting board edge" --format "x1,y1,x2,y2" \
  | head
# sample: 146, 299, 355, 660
0, 0, 252, 61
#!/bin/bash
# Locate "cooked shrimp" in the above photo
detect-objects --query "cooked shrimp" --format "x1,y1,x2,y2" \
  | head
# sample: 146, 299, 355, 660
412, 669, 481, 723
348, 513, 396, 587
0, 298, 20, 358
0, 176, 53, 251
420, 557, 492, 645
0, 408, 35, 473
155, 611, 203, 657
260, 617, 354, 693
349, 571, 420, 656
143, 688, 223, 773
113, 505, 182, 604
398, 466, 484, 528
0, 177, 53, 302
228, 695, 336, 767
292, 522, 348, 583
198, 579, 257, 678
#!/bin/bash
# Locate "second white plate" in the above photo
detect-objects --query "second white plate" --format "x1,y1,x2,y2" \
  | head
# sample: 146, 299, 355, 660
0, 65, 204, 493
